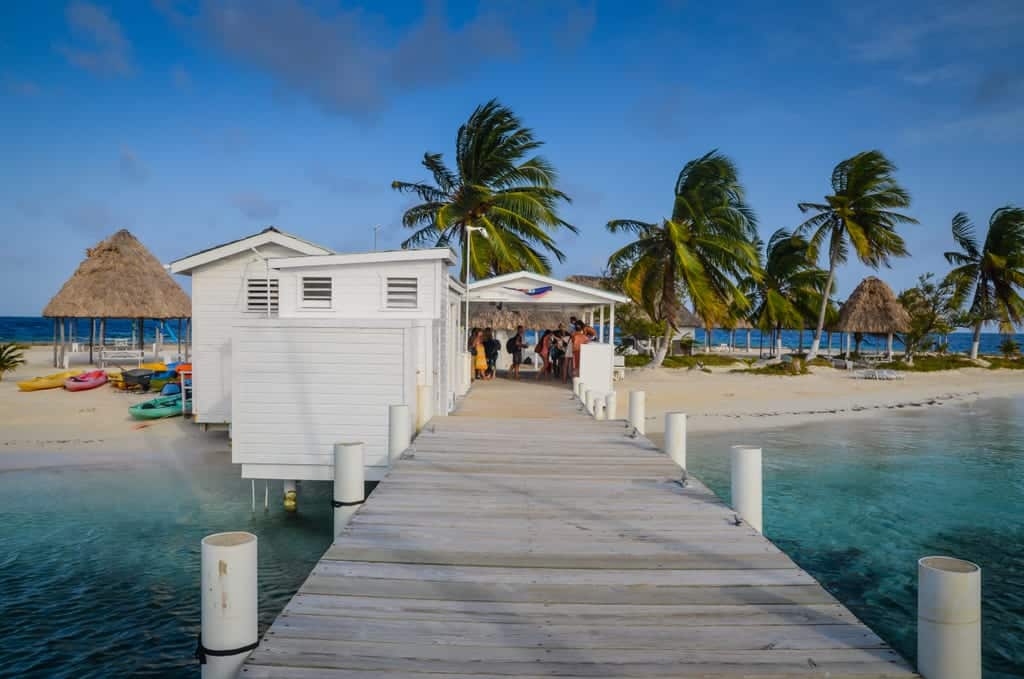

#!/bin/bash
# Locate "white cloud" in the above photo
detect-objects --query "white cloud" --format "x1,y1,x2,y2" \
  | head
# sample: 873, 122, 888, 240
56, 1, 135, 76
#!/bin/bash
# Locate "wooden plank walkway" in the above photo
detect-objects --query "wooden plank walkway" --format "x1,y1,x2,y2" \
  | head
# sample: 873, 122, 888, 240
243, 379, 918, 678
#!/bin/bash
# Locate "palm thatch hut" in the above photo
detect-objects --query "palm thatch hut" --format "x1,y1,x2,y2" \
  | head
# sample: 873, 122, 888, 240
43, 229, 191, 367
469, 306, 573, 331
835, 276, 910, 357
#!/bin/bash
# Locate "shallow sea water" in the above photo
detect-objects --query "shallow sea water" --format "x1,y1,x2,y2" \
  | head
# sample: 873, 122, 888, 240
690, 396, 1024, 678
0, 448, 334, 677
1, 398, 1021, 676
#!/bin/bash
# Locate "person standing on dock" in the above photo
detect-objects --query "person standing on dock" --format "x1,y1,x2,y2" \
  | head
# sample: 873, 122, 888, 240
507, 325, 526, 379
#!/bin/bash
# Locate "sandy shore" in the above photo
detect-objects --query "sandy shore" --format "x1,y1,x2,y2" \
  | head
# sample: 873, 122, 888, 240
615, 362, 1024, 437
0, 347, 225, 468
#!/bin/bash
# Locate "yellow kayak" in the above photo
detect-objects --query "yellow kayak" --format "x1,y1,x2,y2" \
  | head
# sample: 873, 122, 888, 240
18, 370, 83, 392
140, 362, 168, 372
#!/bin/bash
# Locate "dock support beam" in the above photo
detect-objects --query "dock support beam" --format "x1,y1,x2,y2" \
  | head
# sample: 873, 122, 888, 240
605, 392, 617, 420
730, 445, 762, 533
199, 531, 257, 678
629, 390, 645, 435
665, 412, 686, 469
917, 556, 981, 679
333, 442, 365, 536
388, 404, 412, 465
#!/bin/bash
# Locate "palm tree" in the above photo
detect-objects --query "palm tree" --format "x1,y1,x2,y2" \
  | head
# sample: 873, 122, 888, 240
606, 150, 760, 367
746, 229, 827, 358
797, 150, 916, 360
392, 99, 575, 283
0, 343, 26, 381
943, 207, 1024, 359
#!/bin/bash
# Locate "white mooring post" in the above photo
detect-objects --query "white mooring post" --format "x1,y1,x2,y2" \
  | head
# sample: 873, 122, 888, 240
388, 404, 412, 465
199, 532, 257, 678
605, 391, 617, 420
730, 445, 763, 533
665, 412, 687, 469
576, 380, 585, 400
333, 442, 365, 535
628, 390, 645, 435
917, 556, 981, 679
571, 377, 581, 399
593, 394, 606, 420
415, 383, 432, 431
583, 389, 593, 414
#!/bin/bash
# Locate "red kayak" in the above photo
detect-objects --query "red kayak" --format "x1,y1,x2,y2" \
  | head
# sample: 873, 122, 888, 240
64, 370, 108, 392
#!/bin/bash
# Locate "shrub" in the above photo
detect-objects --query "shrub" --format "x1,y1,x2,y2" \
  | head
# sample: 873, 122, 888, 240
877, 356, 976, 372
999, 337, 1020, 358
0, 343, 27, 381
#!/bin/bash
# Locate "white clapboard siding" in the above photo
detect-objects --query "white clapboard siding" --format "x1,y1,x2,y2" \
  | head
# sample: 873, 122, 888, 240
232, 321, 416, 477
190, 244, 304, 424
276, 260, 439, 319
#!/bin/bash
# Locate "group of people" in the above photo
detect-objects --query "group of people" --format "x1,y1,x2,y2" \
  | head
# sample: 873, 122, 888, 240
468, 316, 597, 383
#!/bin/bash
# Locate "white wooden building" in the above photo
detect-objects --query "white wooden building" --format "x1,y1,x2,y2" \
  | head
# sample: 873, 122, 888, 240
170, 229, 462, 482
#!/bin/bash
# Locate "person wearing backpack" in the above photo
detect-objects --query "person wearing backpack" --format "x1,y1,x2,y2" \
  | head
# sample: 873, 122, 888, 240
483, 328, 501, 380
506, 325, 526, 379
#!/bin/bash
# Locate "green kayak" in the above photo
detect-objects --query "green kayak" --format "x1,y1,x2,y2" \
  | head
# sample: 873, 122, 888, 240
129, 394, 190, 420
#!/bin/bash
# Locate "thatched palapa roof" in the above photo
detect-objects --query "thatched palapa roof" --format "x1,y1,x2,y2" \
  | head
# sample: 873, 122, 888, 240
43, 229, 191, 319
835, 276, 909, 334
471, 307, 581, 331
565, 275, 702, 328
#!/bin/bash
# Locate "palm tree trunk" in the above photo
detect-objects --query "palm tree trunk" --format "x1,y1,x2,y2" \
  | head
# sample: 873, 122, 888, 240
807, 259, 836, 360
652, 323, 673, 367
971, 322, 982, 360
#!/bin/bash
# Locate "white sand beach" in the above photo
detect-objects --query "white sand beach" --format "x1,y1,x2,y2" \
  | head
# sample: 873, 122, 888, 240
0, 347, 224, 468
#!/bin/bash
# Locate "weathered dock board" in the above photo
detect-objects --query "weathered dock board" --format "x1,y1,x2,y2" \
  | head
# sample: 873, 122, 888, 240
243, 380, 918, 678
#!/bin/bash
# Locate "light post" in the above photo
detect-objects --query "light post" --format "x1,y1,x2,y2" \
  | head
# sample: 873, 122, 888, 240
373, 224, 383, 251
464, 226, 487, 347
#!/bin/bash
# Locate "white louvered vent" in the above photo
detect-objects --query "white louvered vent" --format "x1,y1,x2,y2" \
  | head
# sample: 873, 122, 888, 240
246, 278, 279, 314
386, 277, 418, 309
302, 276, 333, 308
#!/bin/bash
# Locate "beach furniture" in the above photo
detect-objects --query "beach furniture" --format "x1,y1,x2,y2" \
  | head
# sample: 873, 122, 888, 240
99, 348, 143, 368
17, 370, 83, 391
64, 370, 108, 391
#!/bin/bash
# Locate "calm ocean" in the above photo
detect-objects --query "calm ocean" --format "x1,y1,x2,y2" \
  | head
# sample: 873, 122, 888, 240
2, 316, 1019, 356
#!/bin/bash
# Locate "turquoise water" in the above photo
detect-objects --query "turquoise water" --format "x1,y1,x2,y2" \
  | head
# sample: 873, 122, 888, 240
0, 449, 334, 677
690, 397, 1024, 678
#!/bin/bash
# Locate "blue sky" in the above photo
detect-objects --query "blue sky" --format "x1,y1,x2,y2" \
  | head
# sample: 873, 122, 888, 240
2, 0, 1022, 316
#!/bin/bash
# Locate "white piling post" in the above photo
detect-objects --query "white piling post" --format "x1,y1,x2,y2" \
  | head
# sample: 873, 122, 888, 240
199, 532, 257, 678
629, 390, 645, 435
571, 377, 581, 399
415, 383, 432, 431
593, 394, 606, 420
333, 442, 365, 535
917, 556, 981, 679
665, 412, 687, 469
388, 404, 412, 465
576, 380, 585, 400
583, 389, 593, 414
605, 391, 617, 420
730, 446, 762, 533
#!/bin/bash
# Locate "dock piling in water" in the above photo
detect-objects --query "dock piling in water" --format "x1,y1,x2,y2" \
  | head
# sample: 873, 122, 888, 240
730, 445, 763, 533
199, 531, 257, 679
333, 442, 365, 535
917, 555, 981, 679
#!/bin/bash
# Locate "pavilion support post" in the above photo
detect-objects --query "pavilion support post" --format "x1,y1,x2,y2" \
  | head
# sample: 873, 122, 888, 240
177, 319, 182, 359
609, 304, 616, 347
598, 306, 605, 342
89, 318, 95, 365
58, 317, 65, 369
886, 333, 894, 360
99, 318, 106, 351
746, 329, 752, 352
52, 318, 58, 367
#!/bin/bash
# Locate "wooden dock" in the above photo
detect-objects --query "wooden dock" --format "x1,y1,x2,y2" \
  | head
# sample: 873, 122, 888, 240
242, 379, 918, 678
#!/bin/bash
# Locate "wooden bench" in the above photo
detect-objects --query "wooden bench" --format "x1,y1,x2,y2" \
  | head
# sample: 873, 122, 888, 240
99, 349, 143, 368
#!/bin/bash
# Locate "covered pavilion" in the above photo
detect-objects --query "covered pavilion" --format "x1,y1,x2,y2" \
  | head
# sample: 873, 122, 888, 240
42, 229, 192, 367
835, 276, 911, 358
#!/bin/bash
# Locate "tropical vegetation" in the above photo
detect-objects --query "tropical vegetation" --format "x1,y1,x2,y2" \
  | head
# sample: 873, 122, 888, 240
796, 150, 916, 360
0, 343, 26, 381
606, 150, 760, 367
392, 99, 575, 283
897, 273, 956, 364
743, 229, 827, 357
943, 207, 1024, 359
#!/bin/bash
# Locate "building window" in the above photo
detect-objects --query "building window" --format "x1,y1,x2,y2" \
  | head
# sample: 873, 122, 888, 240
386, 277, 418, 309
301, 276, 333, 308
246, 278, 279, 314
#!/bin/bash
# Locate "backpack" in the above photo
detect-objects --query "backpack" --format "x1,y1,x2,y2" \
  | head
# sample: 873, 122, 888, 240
506, 336, 519, 353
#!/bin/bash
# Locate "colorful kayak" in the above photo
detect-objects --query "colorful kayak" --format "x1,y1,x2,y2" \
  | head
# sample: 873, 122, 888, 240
64, 370, 108, 392
129, 394, 190, 419
18, 370, 83, 392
